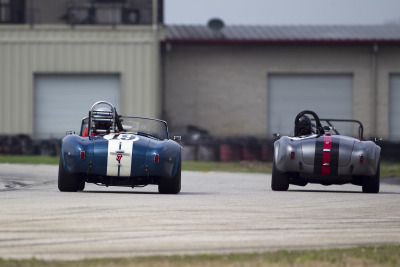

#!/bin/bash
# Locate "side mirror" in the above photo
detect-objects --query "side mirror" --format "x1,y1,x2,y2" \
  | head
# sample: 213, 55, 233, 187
66, 131, 75, 135
122, 125, 133, 131
374, 137, 382, 142
273, 133, 281, 138
173, 136, 182, 141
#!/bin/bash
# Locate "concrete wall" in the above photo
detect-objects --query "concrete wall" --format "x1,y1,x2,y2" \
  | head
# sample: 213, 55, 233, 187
164, 43, 400, 139
0, 25, 162, 135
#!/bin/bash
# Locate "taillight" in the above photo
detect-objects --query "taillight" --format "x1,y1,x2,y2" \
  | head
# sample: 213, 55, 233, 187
154, 154, 159, 163
80, 151, 85, 160
360, 155, 364, 164
290, 151, 295, 159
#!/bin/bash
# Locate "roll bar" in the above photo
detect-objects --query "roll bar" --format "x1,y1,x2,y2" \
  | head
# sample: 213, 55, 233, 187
88, 101, 123, 136
318, 118, 364, 140
294, 110, 325, 136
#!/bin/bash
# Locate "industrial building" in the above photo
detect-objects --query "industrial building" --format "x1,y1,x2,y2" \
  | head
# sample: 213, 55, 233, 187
164, 24, 400, 140
1, 1, 400, 159
0, 0, 163, 139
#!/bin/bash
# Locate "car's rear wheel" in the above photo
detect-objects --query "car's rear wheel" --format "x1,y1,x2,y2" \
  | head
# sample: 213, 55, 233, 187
271, 158, 289, 191
158, 156, 181, 194
78, 179, 85, 191
362, 160, 380, 193
58, 155, 80, 192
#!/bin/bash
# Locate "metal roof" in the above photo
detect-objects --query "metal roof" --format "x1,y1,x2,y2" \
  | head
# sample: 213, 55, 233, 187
165, 24, 400, 44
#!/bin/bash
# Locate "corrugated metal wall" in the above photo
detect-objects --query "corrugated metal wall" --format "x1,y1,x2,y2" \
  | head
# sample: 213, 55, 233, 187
0, 25, 162, 135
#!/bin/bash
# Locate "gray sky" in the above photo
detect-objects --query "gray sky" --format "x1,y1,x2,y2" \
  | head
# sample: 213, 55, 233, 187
164, 0, 400, 26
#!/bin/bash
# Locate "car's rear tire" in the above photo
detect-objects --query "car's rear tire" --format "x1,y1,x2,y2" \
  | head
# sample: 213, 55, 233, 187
362, 160, 380, 193
158, 156, 181, 194
58, 155, 80, 192
78, 179, 85, 191
271, 158, 289, 191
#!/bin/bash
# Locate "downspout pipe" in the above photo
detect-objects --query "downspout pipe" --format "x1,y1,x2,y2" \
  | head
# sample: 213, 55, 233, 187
152, 0, 160, 118
371, 43, 378, 137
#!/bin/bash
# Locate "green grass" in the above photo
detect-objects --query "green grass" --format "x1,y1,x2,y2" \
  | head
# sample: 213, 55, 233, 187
183, 160, 272, 173
381, 161, 400, 178
0, 245, 399, 266
0, 155, 59, 165
184, 160, 400, 179
0, 155, 399, 178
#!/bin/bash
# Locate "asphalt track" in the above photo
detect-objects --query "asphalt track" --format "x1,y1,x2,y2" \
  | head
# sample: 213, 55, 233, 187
0, 163, 400, 260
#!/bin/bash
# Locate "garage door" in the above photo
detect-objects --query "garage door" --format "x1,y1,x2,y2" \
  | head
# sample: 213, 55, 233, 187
390, 74, 400, 140
34, 74, 120, 139
268, 74, 353, 136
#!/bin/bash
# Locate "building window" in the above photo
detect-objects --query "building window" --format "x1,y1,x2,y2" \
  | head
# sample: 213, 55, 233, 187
0, 0, 24, 24
0, 0, 10, 22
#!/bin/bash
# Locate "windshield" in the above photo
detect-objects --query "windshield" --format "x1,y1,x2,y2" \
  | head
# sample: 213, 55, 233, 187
119, 116, 168, 140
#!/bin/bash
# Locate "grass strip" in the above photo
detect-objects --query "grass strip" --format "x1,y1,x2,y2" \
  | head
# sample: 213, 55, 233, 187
381, 161, 400, 178
0, 245, 399, 267
0, 155, 399, 178
182, 160, 272, 173
0, 155, 59, 165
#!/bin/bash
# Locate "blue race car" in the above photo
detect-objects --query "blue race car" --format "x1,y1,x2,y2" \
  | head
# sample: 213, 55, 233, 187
58, 101, 182, 194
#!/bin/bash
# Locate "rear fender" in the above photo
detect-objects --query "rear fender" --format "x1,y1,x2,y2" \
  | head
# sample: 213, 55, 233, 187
274, 137, 301, 172
351, 140, 381, 176
168, 149, 181, 177
375, 145, 381, 172
61, 135, 93, 174
146, 140, 182, 177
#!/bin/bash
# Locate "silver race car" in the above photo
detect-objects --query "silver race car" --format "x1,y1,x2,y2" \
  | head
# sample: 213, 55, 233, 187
272, 110, 381, 193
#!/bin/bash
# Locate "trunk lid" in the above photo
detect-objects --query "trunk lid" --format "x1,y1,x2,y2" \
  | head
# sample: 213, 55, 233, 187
301, 135, 354, 167
93, 134, 150, 177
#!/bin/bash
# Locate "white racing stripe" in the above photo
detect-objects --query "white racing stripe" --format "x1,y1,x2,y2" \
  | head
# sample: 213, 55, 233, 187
105, 134, 139, 177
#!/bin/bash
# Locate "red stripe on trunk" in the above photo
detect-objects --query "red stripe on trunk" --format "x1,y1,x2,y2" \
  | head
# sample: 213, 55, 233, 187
322, 135, 332, 175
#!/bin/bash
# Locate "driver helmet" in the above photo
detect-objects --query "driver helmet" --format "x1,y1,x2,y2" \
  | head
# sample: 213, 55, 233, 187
93, 107, 112, 131
297, 115, 312, 136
